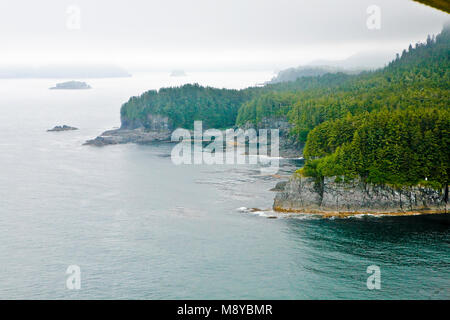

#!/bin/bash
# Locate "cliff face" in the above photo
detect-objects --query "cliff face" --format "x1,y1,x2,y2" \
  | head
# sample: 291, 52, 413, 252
121, 113, 173, 131
273, 175, 448, 214
85, 114, 173, 146
241, 117, 291, 135
241, 117, 302, 158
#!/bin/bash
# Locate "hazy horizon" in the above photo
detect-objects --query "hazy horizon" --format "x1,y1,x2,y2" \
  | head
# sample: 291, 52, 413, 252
1, 0, 448, 72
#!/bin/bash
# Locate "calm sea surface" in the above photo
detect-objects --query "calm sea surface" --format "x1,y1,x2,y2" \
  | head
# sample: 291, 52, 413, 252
0, 72, 448, 299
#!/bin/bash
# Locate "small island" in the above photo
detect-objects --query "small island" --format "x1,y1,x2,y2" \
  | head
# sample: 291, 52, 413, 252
47, 125, 78, 132
170, 70, 187, 77
49, 81, 91, 90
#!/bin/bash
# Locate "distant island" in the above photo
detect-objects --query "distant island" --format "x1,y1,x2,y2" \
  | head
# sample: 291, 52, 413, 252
50, 81, 91, 90
170, 70, 187, 77
47, 125, 78, 132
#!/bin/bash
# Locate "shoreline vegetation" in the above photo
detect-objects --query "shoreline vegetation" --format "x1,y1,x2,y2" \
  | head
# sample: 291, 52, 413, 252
85, 25, 449, 216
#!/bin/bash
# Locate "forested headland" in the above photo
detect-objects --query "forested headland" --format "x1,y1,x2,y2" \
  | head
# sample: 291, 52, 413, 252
119, 25, 449, 189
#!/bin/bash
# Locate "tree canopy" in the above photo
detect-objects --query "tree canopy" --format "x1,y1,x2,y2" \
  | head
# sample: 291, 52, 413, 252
119, 25, 449, 188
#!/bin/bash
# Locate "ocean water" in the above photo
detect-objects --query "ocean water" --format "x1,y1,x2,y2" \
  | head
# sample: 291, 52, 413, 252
0, 72, 448, 299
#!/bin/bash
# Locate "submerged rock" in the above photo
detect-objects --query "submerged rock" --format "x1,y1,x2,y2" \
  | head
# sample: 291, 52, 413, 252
273, 174, 448, 215
47, 125, 78, 132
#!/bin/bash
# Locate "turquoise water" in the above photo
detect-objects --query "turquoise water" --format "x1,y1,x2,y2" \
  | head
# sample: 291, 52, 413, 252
0, 73, 448, 299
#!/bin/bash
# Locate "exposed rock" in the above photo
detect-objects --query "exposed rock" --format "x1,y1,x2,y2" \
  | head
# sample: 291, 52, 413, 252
94, 113, 303, 157
47, 125, 78, 132
86, 112, 175, 146
145, 114, 173, 131
273, 174, 448, 215
84, 128, 171, 146
270, 181, 288, 191
120, 113, 173, 131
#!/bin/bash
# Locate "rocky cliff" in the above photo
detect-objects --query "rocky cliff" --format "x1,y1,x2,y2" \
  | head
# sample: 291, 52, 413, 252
86, 114, 304, 156
240, 117, 302, 158
85, 113, 172, 146
273, 174, 448, 215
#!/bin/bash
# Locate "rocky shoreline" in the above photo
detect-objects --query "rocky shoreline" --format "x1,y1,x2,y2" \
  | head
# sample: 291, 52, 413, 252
84, 128, 172, 146
84, 117, 447, 217
273, 174, 448, 216
83, 127, 301, 157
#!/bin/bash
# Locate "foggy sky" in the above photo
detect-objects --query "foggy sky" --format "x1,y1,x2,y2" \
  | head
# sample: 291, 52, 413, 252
1, 0, 448, 70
